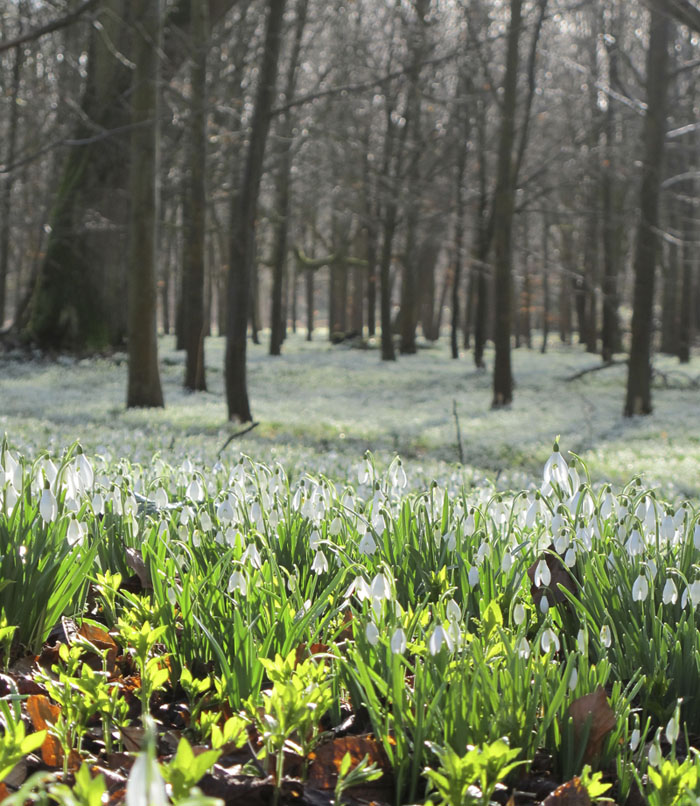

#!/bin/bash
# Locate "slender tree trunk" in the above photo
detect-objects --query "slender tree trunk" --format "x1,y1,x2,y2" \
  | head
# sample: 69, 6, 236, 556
624, 8, 671, 417
225, 0, 286, 421
541, 213, 549, 353
127, 0, 164, 408
183, 0, 208, 390
269, 0, 308, 356
305, 266, 314, 341
491, 0, 522, 407
451, 133, 468, 358
678, 202, 693, 364
0, 41, 22, 328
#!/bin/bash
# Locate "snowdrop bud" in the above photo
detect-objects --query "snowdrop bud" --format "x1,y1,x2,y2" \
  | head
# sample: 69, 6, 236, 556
513, 603, 526, 626
468, 566, 479, 587
577, 629, 586, 653
564, 547, 577, 567
309, 530, 321, 550
600, 625, 612, 648
40, 488, 58, 524
540, 595, 550, 614
501, 551, 513, 573
689, 580, 700, 608
429, 625, 446, 656
662, 578, 678, 605
629, 728, 641, 752
311, 550, 328, 575
648, 741, 662, 768
390, 628, 406, 655
446, 599, 461, 623
525, 499, 538, 528
365, 621, 379, 646
666, 714, 679, 745
569, 667, 578, 691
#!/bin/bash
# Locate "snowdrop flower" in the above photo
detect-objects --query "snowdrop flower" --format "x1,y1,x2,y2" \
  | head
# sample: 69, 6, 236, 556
390, 628, 406, 655
200, 511, 212, 531
443, 531, 456, 551
686, 580, 700, 609
75, 453, 94, 489
91, 492, 104, 515
329, 517, 342, 536
217, 497, 234, 524
540, 595, 550, 614
569, 667, 578, 691
576, 525, 592, 551
533, 559, 551, 588
40, 487, 58, 524
600, 625, 612, 648
180, 506, 193, 526
647, 559, 657, 580
358, 532, 377, 556
370, 573, 391, 601
429, 624, 448, 656
501, 551, 513, 573
517, 637, 530, 659
564, 547, 577, 567
309, 530, 322, 550
694, 523, 700, 550
311, 550, 328, 575
626, 530, 644, 557
577, 629, 586, 653
358, 459, 372, 485
661, 514, 675, 542
513, 602, 526, 626
629, 728, 641, 752
632, 574, 649, 602
241, 543, 262, 569
648, 741, 662, 768
365, 621, 379, 646
666, 714, 679, 745
228, 570, 247, 596
663, 578, 678, 605
525, 497, 539, 528
389, 460, 407, 489
541, 628, 560, 653
446, 599, 461, 624
543, 443, 569, 488
468, 566, 479, 587
154, 487, 168, 509
66, 518, 86, 547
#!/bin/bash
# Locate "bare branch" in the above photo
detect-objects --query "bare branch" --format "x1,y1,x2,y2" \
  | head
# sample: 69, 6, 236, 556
0, 0, 99, 55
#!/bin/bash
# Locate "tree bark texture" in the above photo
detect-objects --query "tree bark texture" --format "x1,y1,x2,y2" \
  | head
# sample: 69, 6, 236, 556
127, 0, 164, 408
624, 8, 671, 417
225, 0, 287, 421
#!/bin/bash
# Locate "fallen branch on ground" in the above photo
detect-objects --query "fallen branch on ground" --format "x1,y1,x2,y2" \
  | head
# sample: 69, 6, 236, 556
217, 422, 260, 457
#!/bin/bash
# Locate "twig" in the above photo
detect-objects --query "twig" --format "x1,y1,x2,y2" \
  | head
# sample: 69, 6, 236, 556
564, 359, 626, 382
452, 400, 464, 465
217, 422, 259, 457
0, 0, 99, 55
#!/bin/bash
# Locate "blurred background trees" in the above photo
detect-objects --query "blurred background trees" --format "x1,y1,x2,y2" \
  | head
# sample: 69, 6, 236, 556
0, 0, 698, 419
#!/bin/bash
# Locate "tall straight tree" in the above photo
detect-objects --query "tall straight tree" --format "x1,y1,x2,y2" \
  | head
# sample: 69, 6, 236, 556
225, 0, 287, 421
624, 7, 672, 416
183, 0, 208, 391
491, 0, 523, 408
127, 0, 164, 408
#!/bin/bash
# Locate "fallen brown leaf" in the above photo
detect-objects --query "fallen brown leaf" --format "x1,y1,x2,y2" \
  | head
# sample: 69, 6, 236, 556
542, 777, 591, 805
528, 551, 578, 609
568, 686, 616, 763
308, 734, 391, 790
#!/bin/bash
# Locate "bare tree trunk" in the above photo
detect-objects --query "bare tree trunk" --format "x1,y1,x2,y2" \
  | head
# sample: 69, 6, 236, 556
225, 0, 286, 421
624, 8, 671, 417
183, 0, 208, 391
491, 0, 522, 408
127, 0, 164, 408
541, 213, 549, 353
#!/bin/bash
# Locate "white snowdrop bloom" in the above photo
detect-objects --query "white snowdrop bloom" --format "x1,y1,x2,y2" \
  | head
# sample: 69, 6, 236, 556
673, 507, 686, 529
541, 628, 560, 653
468, 565, 479, 588
371, 509, 385, 533
632, 575, 649, 602
635, 498, 649, 522
644, 504, 657, 534
158, 521, 168, 538
568, 465, 580, 491
661, 515, 675, 542
91, 492, 104, 515
390, 628, 406, 655
309, 530, 321, 550
365, 621, 379, 646
647, 559, 657, 580
228, 570, 247, 596
242, 543, 262, 569
311, 551, 328, 575
525, 498, 539, 528
66, 518, 86, 547
42, 459, 58, 487
648, 742, 662, 768
370, 573, 391, 601
543, 447, 569, 488
626, 530, 644, 557
180, 506, 193, 526
554, 531, 570, 555
501, 551, 513, 573
600, 492, 614, 519
513, 603, 526, 626
540, 595, 550, 614
329, 517, 342, 536
476, 541, 491, 564
577, 629, 586, 653
64, 496, 79, 514
250, 501, 263, 523
217, 498, 234, 524
694, 523, 700, 550
200, 511, 212, 531
551, 513, 563, 535
429, 624, 446, 656
40, 488, 58, 523
569, 667, 578, 691
192, 530, 201, 548
576, 525, 592, 551
600, 625, 612, 648
564, 547, 577, 567
629, 728, 641, 752
663, 578, 678, 605
154, 487, 168, 508
534, 559, 551, 588
446, 599, 461, 623
182, 458, 194, 475
666, 714, 679, 745
215, 531, 224, 545
110, 490, 122, 516
358, 460, 372, 485
390, 461, 407, 489
358, 532, 377, 556
518, 637, 530, 659
124, 493, 137, 517
688, 580, 700, 608
443, 531, 456, 551
75, 454, 94, 489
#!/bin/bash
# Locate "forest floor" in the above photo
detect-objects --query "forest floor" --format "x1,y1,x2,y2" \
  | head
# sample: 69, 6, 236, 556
1, 332, 699, 498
